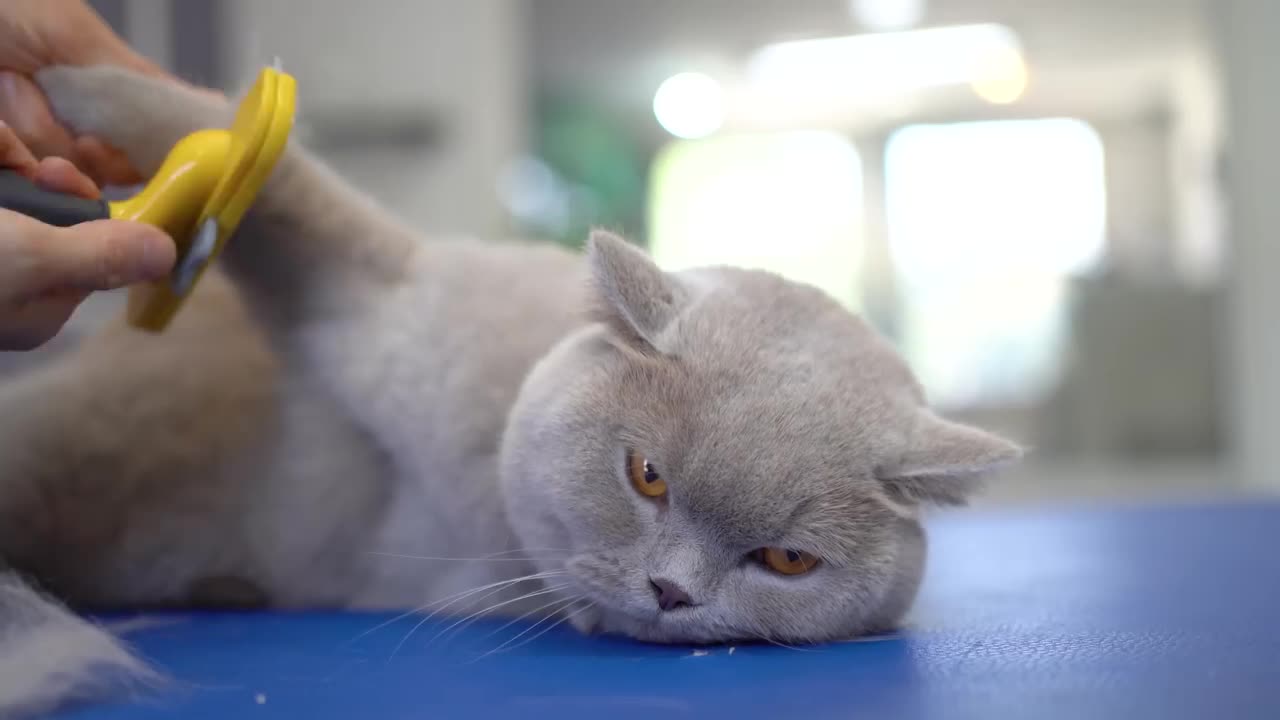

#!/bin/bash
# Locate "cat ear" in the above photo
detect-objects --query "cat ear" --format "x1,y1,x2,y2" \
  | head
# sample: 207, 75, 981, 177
876, 411, 1023, 506
586, 229, 685, 351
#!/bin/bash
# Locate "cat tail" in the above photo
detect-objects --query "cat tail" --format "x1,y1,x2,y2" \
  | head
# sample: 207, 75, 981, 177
0, 571, 161, 718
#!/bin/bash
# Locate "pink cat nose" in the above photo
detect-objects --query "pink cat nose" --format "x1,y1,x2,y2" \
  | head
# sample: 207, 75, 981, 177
649, 577, 694, 611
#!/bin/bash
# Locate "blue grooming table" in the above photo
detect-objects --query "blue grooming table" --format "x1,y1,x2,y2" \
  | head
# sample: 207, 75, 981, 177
58, 500, 1280, 719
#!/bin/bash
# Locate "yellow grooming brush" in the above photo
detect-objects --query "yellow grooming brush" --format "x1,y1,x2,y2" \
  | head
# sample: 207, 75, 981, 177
0, 66, 296, 332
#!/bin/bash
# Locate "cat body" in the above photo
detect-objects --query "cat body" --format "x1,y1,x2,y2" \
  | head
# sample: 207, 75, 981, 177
0, 66, 1020, 716
0, 75, 591, 619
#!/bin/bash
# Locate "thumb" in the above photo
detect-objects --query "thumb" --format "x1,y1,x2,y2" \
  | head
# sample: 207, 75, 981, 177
38, 219, 176, 292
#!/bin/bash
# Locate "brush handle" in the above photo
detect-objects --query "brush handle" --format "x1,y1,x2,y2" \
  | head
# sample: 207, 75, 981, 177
0, 169, 111, 227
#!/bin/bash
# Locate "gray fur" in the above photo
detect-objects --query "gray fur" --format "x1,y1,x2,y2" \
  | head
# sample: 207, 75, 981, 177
503, 233, 1021, 642
0, 63, 1021, 712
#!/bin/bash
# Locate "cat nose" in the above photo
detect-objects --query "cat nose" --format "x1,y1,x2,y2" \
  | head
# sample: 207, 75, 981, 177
649, 576, 694, 611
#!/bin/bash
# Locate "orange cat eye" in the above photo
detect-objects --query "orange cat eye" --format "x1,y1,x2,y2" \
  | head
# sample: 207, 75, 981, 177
626, 450, 667, 498
753, 548, 821, 576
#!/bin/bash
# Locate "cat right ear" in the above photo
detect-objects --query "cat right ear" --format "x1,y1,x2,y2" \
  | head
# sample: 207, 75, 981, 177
586, 229, 685, 353
875, 410, 1024, 507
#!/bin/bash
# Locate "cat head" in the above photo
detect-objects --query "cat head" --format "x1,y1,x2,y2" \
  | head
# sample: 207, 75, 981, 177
499, 229, 1021, 644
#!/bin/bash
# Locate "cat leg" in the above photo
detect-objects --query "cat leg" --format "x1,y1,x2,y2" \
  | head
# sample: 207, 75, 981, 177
35, 66, 432, 446
35, 65, 421, 329
37, 64, 594, 611
36, 66, 582, 577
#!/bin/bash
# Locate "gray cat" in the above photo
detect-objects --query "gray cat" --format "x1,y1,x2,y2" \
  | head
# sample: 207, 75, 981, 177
0, 65, 1021, 716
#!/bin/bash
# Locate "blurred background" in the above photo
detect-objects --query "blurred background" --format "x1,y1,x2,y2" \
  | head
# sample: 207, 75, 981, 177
14, 0, 1280, 508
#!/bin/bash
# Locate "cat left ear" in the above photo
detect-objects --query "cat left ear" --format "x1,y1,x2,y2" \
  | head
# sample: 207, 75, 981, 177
876, 411, 1023, 506
586, 229, 685, 352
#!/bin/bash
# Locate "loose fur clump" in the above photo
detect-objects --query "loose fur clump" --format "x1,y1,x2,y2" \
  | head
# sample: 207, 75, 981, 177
0, 65, 1023, 714
0, 572, 161, 718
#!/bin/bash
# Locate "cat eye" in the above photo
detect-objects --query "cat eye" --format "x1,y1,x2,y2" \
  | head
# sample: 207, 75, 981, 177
752, 548, 821, 576
626, 450, 667, 499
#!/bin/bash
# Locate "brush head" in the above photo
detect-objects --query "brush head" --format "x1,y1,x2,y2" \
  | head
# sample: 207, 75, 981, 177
120, 66, 297, 332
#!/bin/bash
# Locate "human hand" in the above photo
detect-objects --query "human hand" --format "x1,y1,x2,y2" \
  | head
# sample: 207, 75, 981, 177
0, 122, 174, 351
0, 0, 173, 186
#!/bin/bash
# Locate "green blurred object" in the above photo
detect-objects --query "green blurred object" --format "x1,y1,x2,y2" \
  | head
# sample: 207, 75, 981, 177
523, 93, 649, 249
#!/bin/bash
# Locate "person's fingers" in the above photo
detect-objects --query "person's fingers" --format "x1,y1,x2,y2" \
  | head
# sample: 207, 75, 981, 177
57, 0, 170, 78
0, 71, 76, 160
33, 156, 100, 199
15, 215, 176, 293
46, 219, 176, 292
0, 0, 167, 76
0, 73, 145, 187
0, 0, 50, 74
72, 135, 143, 187
0, 119, 39, 175
0, 291, 84, 352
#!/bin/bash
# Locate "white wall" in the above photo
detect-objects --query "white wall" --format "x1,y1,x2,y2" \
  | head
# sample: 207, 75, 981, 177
1211, 1, 1280, 491
1094, 113, 1176, 280
1166, 44, 1225, 289
222, 0, 528, 238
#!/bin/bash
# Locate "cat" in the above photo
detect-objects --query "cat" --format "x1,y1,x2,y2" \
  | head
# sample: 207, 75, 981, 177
0, 64, 1022, 716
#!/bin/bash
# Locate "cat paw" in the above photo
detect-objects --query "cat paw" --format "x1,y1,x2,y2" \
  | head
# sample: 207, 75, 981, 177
36, 65, 231, 177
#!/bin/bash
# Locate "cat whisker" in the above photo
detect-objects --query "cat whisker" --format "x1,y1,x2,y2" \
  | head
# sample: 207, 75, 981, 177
420, 569, 566, 611
476, 596, 583, 656
420, 576, 564, 632
420, 582, 573, 652
746, 631, 817, 653
345, 601, 436, 646
471, 601, 594, 662
483, 547, 576, 556
425, 580, 566, 647
478, 592, 581, 641
363, 552, 561, 563
368, 543, 573, 561
348, 569, 566, 645
364, 546, 574, 563
383, 573, 569, 656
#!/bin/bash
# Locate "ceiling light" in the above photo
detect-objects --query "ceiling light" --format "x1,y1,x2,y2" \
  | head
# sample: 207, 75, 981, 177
653, 72, 725, 140
971, 46, 1028, 104
747, 24, 1024, 103
850, 0, 926, 32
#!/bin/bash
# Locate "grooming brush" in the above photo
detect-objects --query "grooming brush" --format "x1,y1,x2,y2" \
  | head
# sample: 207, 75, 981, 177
0, 65, 297, 332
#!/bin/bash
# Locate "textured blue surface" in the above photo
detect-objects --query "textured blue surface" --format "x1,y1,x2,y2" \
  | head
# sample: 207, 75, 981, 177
58, 501, 1280, 719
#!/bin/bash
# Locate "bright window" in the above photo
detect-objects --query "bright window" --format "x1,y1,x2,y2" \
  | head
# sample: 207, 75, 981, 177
647, 131, 865, 310
884, 118, 1107, 409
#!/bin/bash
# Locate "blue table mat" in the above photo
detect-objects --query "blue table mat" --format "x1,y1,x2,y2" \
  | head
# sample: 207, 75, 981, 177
57, 500, 1280, 719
